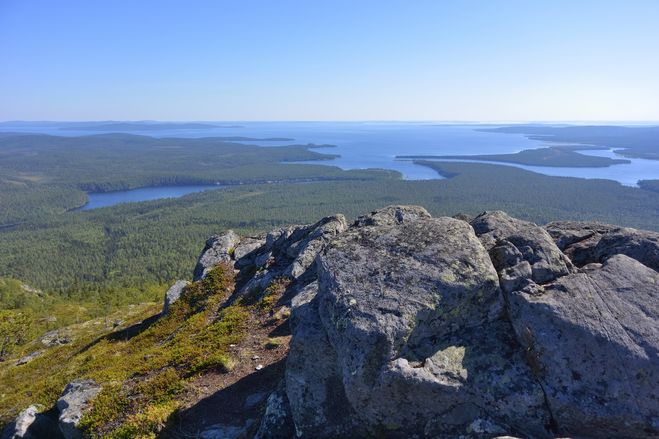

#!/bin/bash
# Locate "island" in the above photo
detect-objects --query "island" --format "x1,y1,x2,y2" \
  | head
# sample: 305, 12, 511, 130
397, 146, 630, 167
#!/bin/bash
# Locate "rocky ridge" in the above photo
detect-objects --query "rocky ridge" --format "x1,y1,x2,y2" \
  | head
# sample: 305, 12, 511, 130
5, 205, 658, 438
188, 205, 659, 438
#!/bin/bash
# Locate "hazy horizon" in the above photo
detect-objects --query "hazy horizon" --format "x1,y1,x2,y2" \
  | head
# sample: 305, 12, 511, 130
3, 120, 659, 125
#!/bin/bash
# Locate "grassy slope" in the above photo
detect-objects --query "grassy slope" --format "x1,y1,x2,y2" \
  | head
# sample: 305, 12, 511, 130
0, 264, 289, 437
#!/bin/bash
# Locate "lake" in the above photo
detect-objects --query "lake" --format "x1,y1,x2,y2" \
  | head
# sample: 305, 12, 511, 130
81, 185, 224, 210
3, 122, 658, 192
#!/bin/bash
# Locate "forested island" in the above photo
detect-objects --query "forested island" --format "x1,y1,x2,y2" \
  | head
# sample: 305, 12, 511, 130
398, 146, 630, 167
482, 125, 659, 160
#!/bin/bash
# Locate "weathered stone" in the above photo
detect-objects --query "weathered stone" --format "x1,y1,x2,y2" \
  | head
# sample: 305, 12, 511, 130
544, 220, 618, 251
507, 254, 659, 438
545, 221, 659, 271
15, 351, 43, 366
190, 206, 659, 438
234, 236, 266, 268
1, 406, 38, 439
1, 405, 61, 439
193, 231, 241, 281
287, 215, 550, 438
161, 280, 188, 315
56, 380, 101, 439
284, 281, 357, 437
471, 211, 574, 289
199, 420, 253, 439
283, 214, 347, 280
253, 383, 295, 439
353, 204, 431, 227
452, 213, 473, 222
40, 330, 71, 347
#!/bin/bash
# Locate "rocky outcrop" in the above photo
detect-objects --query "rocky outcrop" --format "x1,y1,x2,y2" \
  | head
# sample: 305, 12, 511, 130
56, 380, 100, 439
161, 280, 189, 315
471, 211, 575, 291
546, 220, 659, 271
15, 351, 43, 367
506, 254, 659, 438
1, 406, 39, 439
194, 231, 241, 281
0, 406, 60, 439
9, 206, 657, 439
216, 206, 657, 439
284, 212, 551, 438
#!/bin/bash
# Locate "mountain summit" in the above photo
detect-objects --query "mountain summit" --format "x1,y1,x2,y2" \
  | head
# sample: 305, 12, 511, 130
4, 206, 658, 438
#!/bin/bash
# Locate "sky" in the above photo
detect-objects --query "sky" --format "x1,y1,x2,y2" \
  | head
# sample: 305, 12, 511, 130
1, 0, 659, 122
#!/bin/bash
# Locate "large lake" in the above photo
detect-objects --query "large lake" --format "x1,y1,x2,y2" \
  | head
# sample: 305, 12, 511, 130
81, 185, 224, 210
3, 122, 658, 209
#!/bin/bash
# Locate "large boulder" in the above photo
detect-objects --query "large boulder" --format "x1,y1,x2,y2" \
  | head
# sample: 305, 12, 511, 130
1, 406, 61, 439
193, 231, 241, 281
233, 214, 347, 299
211, 206, 659, 438
352, 205, 431, 227
507, 254, 659, 438
161, 280, 189, 315
471, 211, 574, 292
56, 380, 101, 439
285, 214, 551, 438
545, 221, 659, 271
2, 406, 39, 439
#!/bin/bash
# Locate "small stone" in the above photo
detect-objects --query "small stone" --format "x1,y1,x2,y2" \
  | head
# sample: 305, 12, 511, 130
255, 364, 264, 371
252, 355, 260, 361
15, 350, 44, 366
57, 379, 101, 439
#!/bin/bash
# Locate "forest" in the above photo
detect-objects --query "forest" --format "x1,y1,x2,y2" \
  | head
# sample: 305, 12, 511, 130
482, 125, 659, 160
1, 133, 658, 313
397, 146, 630, 167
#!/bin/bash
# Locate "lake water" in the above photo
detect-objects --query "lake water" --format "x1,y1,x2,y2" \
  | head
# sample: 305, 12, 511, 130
81, 185, 224, 210
2, 122, 658, 208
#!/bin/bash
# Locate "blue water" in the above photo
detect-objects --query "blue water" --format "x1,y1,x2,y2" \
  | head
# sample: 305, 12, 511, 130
2, 121, 658, 192
81, 185, 224, 210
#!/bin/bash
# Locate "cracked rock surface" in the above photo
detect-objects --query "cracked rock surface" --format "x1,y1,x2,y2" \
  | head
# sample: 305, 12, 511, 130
239, 206, 658, 438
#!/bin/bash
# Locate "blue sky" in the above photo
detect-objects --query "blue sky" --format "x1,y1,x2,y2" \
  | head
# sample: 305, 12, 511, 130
1, 0, 658, 121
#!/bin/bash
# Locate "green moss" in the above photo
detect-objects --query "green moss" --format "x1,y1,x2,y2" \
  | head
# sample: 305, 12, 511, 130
1, 262, 254, 437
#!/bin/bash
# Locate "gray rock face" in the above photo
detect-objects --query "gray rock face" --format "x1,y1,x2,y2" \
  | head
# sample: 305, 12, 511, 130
199, 420, 254, 439
253, 383, 295, 439
161, 280, 189, 315
231, 214, 347, 300
193, 231, 241, 281
545, 220, 659, 271
285, 215, 551, 438
15, 351, 44, 367
56, 380, 101, 439
1, 406, 39, 439
352, 204, 431, 227
471, 211, 574, 292
507, 254, 659, 438
190, 206, 657, 439
233, 236, 267, 268
40, 330, 71, 347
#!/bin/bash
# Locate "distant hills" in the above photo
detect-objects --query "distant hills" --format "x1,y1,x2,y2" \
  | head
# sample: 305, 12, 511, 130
59, 122, 244, 131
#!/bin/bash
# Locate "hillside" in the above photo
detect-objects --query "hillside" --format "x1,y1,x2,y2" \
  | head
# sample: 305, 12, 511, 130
2, 205, 657, 438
